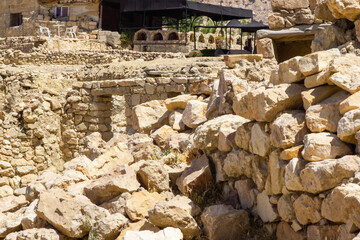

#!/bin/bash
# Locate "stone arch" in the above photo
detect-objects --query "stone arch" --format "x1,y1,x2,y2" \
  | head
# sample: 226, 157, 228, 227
134, 29, 149, 41
198, 34, 205, 43
208, 34, 215, 44
166, 30, 179, 40
151, 31, 164, 41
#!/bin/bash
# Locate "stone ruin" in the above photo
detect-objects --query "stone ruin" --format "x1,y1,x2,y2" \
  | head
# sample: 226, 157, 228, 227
3, 0, 360, 240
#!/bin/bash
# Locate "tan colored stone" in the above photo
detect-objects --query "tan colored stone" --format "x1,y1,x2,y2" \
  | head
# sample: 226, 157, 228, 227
277, 195, 296, 222
234, 121, 254, 152
315, 1, 337, 22
148, 200, 199, 240
169, 110, 186, 131
0, 185, 13, 198
4, 228, 62, 240
122, 227, 183, 240
269, 150, 286, 195
306, 91, 350, 133
257, 38, 275, 58
117, 219, 160, 240
250, 122, 271, 157
299, 49, 340, 76
233, 84, 306, 122
307, 225, 340, 240
256, 191, 279, 223
304, 70, 332, 88
338, 108, 360, 143
356, 19, 360, 42
150, 125, 177, 149
293, 194, 322, 225
270, 111, 309, 149
276, 221, 306, 240
132, 100, 169, 134
268, 13, 285, 29
301, 85, 341, 110
284, 158, 307, 192
125, 191, 165, 221
165, 94, 197, 111
280, 145, 303, 161
89, 213, 129, 240
329, 54, 360, 94
137, 161, 170, 192
300, 155, 360, 194
340, 91, 360, 115
0, 195, 28, 213
302, 133, 352, 162
326, 0, 360, 21
176, 154, 213, 195
218, 116, 249, 152
271, 0, 309, 10
201, 204, 249, 240
235, 179, 257, 209
278, 57, 304, 84
182, 100, 207, 129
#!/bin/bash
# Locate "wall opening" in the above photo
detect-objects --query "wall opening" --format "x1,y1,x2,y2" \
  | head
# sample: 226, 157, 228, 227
274, 40, 312, 63
10, 13, 23, 27
152, 32, 163, 41
136, 32, 147, 41
167, 32, 179, 40
208, 35, 214, 44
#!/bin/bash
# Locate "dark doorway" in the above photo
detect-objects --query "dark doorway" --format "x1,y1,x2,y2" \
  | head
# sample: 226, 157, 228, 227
10, 13, 23, 27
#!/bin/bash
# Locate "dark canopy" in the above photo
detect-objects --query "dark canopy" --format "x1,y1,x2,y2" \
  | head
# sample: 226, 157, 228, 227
103, 0, 253, 21
237, 20, 269, 32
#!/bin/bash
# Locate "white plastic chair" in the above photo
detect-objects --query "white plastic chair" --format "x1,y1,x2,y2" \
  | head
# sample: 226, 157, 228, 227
65, 26, 77, 39
39, 26, 51, 38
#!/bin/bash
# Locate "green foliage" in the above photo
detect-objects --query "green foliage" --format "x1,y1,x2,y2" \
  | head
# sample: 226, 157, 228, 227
120, 30, 135, 46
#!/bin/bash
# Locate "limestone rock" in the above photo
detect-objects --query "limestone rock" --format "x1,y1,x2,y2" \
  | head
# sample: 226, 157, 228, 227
304, 69, 331, 88
193, 115, 240, 151
302, 133, 353, 161
100, 193, 129, 215
256, 191, 279, 223
125, 191, 165, 221
164, 195, 201, 217
176, 154, 213, 195
284, 158, 307, 192
0, 209, 25, 238
117, 219, 160, 240
270, 111, 309, 149
307, 225, 340, 240
301, 85, 341, 110
89, 213, 129, 240
280, 145, 303, 161
36, 188, 107, 238
321, 183, 360, 224
234, 121, 254, 151
271, 0, 309, 10
300, 155, 360, 194
150, 125, 177, 149
169, 110, 186, 131
181, 100, 207, 129
298, 49, 340, 77
123, 227, 183, 240
277, 195, 296, 222
250, 122, 271, 157
132, 100, 169, 134
293, 194, 322, 225
329, 54, 360, 94
21, 200, 47, 230
4, 228, 61, 240
269, 150, 286, 195
84, 170, 140, 205
340, 91, 360, 114
137, 161, 169, 192
224, 150, 268, 191
235, 179, 257, 209
276, 221, 306, 240
278, 57, 304, 83
148, 200, 199, 239
218, 116, 249, 152
306, 91, 350, 133
201, 204, 249, 240
338, 108, 360, 143
210, 151, 228, 182
63, 155, 93, 179
325, 0, 360, 21
0, 195, 28, 213
233, 84, 306, 122
165, 95, 197, 111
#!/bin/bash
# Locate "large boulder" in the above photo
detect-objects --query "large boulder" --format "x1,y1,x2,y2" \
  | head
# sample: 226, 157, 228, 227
218, 116, 249, 152
325, 0, 360, 21
305, 91, 350, 133
233, 84, 306, 122
193, 115, 243, 151
277, 195, 296, 223
84, 170, 140, 205
132, 100, 170, 134
284, 158, 307, 192
338, 108, 360, 143
270, 111, 309, 149
277, 57, 304, 83
148, 200, 199, 239
125, 190, 165, 221
300, 155, 360, 194
328, 54, 360, 94
293, 194, 322, 225
36, 188, 109, 238
301, 133, 353, 162
182, 100, 207, 129
137, 161, 170, 192
201, 204, 249, 240
176, 154, 213, 195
